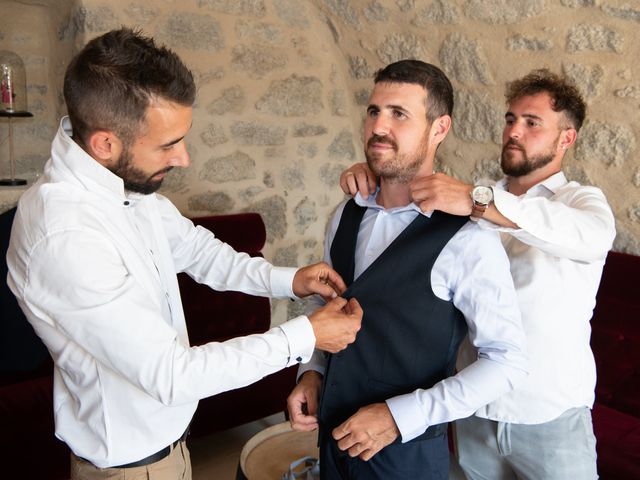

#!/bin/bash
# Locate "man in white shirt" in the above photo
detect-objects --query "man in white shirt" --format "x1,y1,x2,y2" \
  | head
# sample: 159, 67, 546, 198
287, 60, 527, 479
6, 28, 362, 480
341, 69, 615, 479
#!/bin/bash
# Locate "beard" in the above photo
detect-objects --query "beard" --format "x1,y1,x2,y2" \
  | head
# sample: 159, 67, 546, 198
500, 136, 558, 177
365, 131, 430, 184
111, 147, 172, 195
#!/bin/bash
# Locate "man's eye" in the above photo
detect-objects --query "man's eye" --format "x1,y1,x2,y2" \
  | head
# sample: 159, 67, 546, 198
367, 109, 379, 118
393, 110, 406, 119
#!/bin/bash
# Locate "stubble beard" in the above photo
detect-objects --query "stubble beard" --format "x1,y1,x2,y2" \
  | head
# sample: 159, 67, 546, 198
111, 147, 172, 195
365, 132, 430, 184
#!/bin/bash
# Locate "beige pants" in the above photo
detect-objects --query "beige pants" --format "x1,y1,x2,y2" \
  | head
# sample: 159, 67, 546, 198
70, 441, 192, 480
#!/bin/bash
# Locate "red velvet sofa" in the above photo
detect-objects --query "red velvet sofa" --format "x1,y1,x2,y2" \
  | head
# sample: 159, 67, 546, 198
591, 250, 640, 479
0, 209, 296, 479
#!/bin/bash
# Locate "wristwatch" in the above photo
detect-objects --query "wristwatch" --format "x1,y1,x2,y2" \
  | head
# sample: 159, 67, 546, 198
470, 186, 494, 221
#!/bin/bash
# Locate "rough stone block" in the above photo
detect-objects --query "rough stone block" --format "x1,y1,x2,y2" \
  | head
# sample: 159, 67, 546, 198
465, 0, 544, 24
602, 4, 640, 22
328, 130, 356, 160
376, 32, 424, 64
365, 1, 389, 22
566, 24, 623, 53
159, 13, 223, 51
231, 44, 288, 78
321, 0, 362, 30
563, 63, 605, 98
281, 160, 305, 190
440, 33, 493, 85
207, 85, 246, 115
246, 195, 287, 241
235, 19, 283, 44
200, 124, 228, 147
575, 120, 636, 167
507, 34, 552, 51
453, 89, 502, 143
256, 75, 324, 117
349, 56, 373, 80
293, 123, 328, 137
188, 191, 235, 214
230, 121, 287, 146
294, 197, 318, 234
412, 0, 460, 26
196, 0, 266, 17
200, 151, 256, 183
320, 162, 350, 187
124, 4, 159, 24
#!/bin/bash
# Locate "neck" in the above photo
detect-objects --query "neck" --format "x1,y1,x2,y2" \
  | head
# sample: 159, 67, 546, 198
376, 179, 412, 208
507, 166, 561, 196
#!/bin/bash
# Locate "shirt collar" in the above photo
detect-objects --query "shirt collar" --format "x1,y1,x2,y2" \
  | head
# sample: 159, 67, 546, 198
497, 171, 568, 197
51, 117, 129, 201
353, 188, 432, 217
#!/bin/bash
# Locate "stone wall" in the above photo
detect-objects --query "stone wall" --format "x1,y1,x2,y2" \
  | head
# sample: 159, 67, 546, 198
1, 0, 639, 324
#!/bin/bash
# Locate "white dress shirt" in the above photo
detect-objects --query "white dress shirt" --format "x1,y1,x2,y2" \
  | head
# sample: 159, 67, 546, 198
6, 117, 316, 468
460, 172, 616, 424
300, 193, 528, 443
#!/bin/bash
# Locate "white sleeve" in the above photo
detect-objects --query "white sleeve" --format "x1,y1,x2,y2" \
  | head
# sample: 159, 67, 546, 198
159, 196, 298, 299
483, 185, 615, 262
386, 224, 528, 442
20, 229, 315, 406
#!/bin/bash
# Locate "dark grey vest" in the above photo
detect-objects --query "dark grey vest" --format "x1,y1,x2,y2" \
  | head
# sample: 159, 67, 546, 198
318, 199, 468, 442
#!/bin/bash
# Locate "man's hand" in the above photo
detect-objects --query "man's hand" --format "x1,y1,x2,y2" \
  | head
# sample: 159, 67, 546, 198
287, 371, 323, 431
309, 297, 362, 353
293, 262, 347, 301
409, 172, 474, 216
332, 403, 400, 461
340, 162, 377, 199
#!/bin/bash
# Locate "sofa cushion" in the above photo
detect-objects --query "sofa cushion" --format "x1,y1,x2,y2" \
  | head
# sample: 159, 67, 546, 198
591, 251, 640, 419
179, 213, 272, 343
592, 402, 640, 480
0, 375, 70, 478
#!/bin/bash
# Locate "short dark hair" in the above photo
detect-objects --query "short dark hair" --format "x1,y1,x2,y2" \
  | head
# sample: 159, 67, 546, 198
373, 60, 454, 123
505, 69, 586, 131
63, 27, 196, 148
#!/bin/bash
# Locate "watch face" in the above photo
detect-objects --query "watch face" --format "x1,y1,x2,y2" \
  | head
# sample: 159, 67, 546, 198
473, 186, 493, 205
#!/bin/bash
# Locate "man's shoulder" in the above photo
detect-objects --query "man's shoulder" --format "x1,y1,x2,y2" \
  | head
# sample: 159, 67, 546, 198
16, 181, 113, 241
447, 219, 506, 258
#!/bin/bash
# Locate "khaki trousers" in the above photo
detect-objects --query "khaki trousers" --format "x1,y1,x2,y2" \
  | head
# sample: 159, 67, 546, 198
70, 441, 192, 480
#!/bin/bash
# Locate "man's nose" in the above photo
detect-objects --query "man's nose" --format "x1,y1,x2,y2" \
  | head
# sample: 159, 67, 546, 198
170, 142, 190, 168
506, 122, 523, 140
372, 114, 391, 137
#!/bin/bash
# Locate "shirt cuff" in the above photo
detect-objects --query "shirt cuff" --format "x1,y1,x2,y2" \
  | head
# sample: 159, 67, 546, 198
386, 393, 428, 443
297, 349, 327, 381
278, 315, 316, 366
270, 266, 298, 299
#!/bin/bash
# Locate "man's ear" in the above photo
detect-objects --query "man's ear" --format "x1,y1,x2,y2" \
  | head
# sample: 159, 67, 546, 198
559, 128, 578, 151
431, 115, 452, 146
86, 130, 123, 167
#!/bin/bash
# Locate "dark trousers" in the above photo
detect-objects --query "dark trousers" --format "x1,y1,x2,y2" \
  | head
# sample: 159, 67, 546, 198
319, 429, 449, 480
